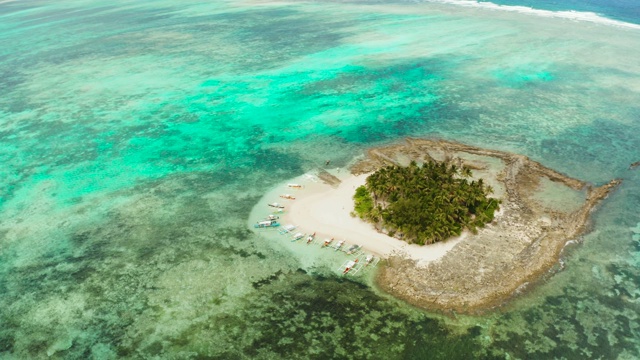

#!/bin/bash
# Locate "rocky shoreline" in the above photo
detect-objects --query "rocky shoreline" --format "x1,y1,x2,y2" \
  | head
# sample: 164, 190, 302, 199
351, 138, 621, 313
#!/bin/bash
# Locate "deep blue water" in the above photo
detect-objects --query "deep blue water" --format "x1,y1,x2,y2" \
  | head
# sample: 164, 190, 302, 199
481, 0, 640, 24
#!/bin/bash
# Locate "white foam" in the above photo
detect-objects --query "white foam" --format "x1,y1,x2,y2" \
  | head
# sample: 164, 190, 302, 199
304, 173, 319, 182
422, 0, 640, 30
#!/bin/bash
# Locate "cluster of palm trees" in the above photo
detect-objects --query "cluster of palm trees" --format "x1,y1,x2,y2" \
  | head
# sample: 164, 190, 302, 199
353, 160, 501, 245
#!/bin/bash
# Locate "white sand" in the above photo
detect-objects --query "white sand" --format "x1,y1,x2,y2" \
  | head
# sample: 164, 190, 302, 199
280, 170, 465, 266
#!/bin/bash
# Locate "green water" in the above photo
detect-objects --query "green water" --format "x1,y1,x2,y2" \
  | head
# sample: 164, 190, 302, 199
1, 0, 639, 358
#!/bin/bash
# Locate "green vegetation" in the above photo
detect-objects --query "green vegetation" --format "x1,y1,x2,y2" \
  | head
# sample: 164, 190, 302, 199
353, 161, 500, 245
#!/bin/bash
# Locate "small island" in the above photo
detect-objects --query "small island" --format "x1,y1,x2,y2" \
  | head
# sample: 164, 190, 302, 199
351, 138, 620, 313
250, 138, 621, 313
353, 161, 501, 245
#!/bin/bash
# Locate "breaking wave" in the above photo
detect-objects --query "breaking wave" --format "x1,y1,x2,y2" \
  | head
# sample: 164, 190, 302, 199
422, 0, 640, 30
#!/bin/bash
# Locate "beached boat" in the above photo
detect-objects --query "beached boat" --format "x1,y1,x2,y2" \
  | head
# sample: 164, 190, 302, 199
334, 240, 345, 251
279, 194, 296, 200
322, 238, 334, 248
254, 220, 280, 228
291, 232, 304, 241
287, 183, 304, 189
306, 232, 316, 244
278, 224, 296, 234
268, 202, 285, 208
342, 259, 358, 274
265, 214, 279, 221
362, 254, 379, 268
365, 254, 374, 266
346, 244, 361, 255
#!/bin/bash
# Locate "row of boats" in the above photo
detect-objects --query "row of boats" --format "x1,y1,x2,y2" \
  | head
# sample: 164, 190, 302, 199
256, 184, 303, 227
283, 226, 376, 274
254, 184, 378, 275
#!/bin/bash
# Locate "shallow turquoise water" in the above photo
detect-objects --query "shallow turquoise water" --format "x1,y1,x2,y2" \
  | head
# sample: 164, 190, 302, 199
1, 1, 639, 358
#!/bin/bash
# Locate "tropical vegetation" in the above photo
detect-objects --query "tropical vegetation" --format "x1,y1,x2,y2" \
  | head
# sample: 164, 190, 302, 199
353, 160, 500, 245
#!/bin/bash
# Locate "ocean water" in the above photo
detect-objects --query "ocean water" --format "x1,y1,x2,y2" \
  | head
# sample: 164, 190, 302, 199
479, 0, 640, 25
1, 0, 639, 358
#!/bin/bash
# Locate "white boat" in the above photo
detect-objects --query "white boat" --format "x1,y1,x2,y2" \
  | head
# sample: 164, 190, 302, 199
291, 232, 304, 241
306, 232, 316, 244
254, 220, 280, 228
279, 194, 296, 200
365, 254, 374, 265
334, 240, 345, 251
287, 183, 303, 189
268, 202, 285, 208
363, 254, 379, 268
278, 224, 296, 234
342, 259, 358, 274
322, 238, 334, 248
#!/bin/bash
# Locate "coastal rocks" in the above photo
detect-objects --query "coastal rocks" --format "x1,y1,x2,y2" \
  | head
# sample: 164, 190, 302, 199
357, 138, 621, 313
316, 169, 342, 188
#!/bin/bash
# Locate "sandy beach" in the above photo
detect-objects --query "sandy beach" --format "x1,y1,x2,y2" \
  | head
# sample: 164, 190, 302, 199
251, 138, 620, 313
278, 170, 465, 267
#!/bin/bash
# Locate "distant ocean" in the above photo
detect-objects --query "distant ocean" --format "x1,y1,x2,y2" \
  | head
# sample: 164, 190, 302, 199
1, 0, 639, 359
479, 0, 640, 24
421, 0, 640, 29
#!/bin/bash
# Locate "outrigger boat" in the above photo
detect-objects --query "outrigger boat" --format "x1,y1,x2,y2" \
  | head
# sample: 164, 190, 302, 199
322, 238, 334, 248
287, 183, 304, 189
278, 224, 296, 234
342, 259, 358, 274
362, 254, 379, 268
279, 194, 296, 200
334, 240, 345, 251
291, 232, 304, 241
265, 214, 279, 221
365, 254, 374, 266
268, 202, 285, 208
254, 220, 280, 228
346, 244, 361, 255
306, 232, 316, 244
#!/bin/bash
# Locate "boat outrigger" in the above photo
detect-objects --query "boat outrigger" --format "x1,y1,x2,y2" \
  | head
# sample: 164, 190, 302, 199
268, 202, 285, 208
322, 238, 334, 248
338, 258, 365, 275
365, 254, 374, 265
254, 220, 280, 228
279, 194, 296, 200
306, 232, 316, 244
278, 224, 296, 234
362, 254, 379, 268
342, 259, 358, 274
291, 232, 305, 241
334, 240, 345, 251
346, 244, 361, 255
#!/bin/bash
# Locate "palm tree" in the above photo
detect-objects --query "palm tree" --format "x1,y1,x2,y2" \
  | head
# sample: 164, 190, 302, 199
354, 159, 499, 244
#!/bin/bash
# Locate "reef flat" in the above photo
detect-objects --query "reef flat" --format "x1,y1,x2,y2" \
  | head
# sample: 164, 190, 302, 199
352, 138, 620, 313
